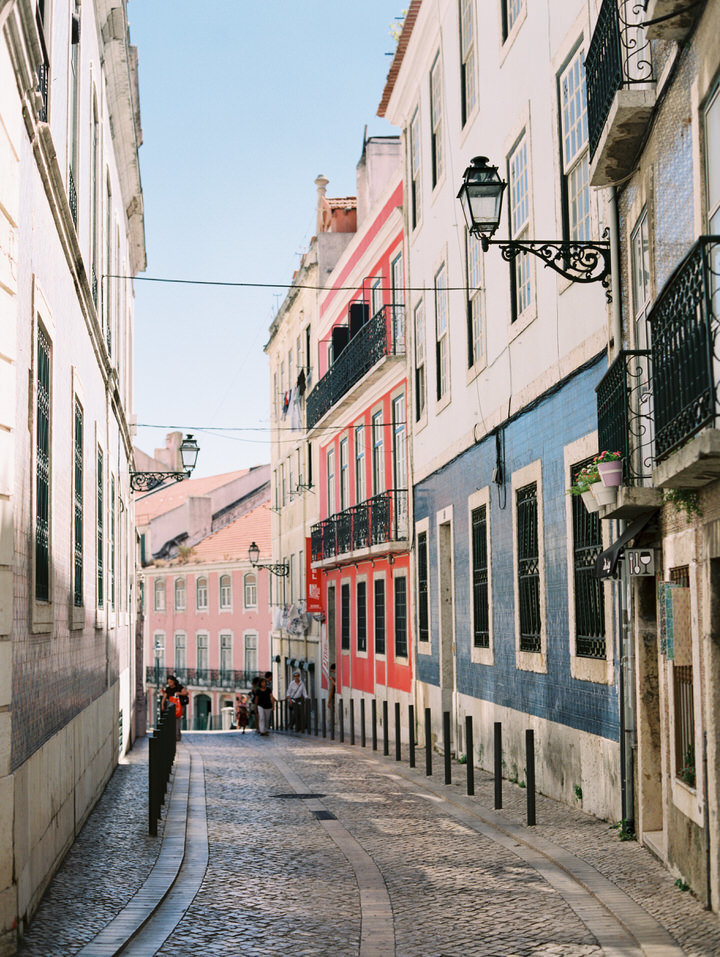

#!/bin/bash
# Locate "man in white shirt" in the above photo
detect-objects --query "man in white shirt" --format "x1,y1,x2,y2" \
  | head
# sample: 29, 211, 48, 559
286, 671, 307, 732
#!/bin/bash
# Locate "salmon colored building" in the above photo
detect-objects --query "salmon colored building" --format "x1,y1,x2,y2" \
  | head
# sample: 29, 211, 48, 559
306, 137, 412, 730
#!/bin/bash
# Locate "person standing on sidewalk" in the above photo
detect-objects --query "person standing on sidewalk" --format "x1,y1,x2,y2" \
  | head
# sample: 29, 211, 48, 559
255, 678, 276, 736
161, 675, 188, 741
286, 670, 307, 732
235, 694, 249, 733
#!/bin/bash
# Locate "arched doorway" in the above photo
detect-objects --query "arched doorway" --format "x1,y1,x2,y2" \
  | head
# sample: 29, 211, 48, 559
194, 693, 211, 730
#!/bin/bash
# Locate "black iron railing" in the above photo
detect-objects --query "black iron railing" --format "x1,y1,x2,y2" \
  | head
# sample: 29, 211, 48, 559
650, 237, 720, 462
37, 60, 49, 122
68, 167, 78, 226
596, 349, 653, 484
517, 482, 541, 653
306, 304, 405, 429
145, 666, 257, 690
310, 489, 409, 561
586, 0, 654, 159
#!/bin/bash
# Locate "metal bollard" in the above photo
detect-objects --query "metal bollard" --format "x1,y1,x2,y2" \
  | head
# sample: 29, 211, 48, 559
494, 721, 503, 810
465, 715, 474, 796
409, 704, 415, 768
395, 702, 401, 761
149, 734, 158, 835
360, 698, 366, 748
526, 729, 536, 826
443, 711, 451, 785
339, 699, 344, 743
425, 707, 432, 776
372, 699, 378, 751
383, 700, 389, 756
350, 699, 355, 745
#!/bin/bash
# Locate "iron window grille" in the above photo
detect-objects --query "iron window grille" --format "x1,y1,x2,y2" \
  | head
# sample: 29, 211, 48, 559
374, 579, 386, 655
596, 349, 653, 485
341, 583, 350, 650
35, 328, 51, 601
471, 506, 489, 648
394, 576, 408, 658
417, 530, 429, 643
571, 460, 606, 659
110, 475, 115, 610
73, 399, 83, 606
516, 482, 541, 653
357, 581, 367, 652
97, 447, 104, 607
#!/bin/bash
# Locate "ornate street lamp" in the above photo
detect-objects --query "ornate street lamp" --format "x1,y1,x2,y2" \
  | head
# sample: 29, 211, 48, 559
457, 156, 611, 290
248, 540, 289, 577
130, 433, 200, 492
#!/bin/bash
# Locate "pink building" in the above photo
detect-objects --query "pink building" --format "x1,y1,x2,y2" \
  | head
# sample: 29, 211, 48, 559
137, 465, 272, 729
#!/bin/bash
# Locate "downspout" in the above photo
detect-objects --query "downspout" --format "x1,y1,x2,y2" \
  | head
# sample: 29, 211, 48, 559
609, 186, 622, 360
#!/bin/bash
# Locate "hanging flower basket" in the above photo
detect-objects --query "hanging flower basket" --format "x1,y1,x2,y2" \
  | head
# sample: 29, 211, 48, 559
580, 489, 601, 513
597, 460, 623, 487
592, 483, 617, 506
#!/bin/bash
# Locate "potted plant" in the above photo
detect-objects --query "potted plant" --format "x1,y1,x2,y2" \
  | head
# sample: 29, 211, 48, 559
594, 450, 623, 487
567, 464, 601, 513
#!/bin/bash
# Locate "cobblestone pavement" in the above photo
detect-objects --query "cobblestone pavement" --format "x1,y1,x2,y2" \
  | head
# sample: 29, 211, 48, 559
17, 731, 720, 956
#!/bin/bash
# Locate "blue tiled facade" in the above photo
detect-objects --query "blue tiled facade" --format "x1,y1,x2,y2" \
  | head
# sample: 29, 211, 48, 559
414, 355, 619, 742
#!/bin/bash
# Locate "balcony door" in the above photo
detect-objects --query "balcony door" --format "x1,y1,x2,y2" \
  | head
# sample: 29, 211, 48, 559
392, 395, 408, 537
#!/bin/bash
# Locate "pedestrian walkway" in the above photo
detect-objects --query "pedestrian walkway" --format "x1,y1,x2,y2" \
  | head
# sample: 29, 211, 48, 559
17, 731, 720, 957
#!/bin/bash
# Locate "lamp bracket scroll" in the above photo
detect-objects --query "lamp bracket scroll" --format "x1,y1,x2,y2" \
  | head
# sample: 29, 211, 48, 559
482, 234, 611, 295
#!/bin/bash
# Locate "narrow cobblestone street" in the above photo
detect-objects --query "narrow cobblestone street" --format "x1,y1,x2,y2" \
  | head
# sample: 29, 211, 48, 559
18, 732, 720, 957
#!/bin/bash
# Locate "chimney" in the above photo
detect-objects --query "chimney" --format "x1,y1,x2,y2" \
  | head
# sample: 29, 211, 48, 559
315, 174, 330, 233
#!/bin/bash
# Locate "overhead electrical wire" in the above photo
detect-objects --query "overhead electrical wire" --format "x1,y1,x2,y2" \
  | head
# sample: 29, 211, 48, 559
106, 274, 476, 293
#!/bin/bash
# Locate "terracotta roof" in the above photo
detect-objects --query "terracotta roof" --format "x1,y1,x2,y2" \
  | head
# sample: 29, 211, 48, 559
189, 502, 272, 563
377, 1, 422, 119
134, 469, 253, 525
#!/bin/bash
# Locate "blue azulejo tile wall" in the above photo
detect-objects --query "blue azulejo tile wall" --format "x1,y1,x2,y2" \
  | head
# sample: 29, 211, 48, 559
414, 354, 619, 742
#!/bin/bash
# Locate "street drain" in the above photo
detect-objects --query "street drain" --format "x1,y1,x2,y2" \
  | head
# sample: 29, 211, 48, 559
272, 793, 325, 799
312, 810, 336, 820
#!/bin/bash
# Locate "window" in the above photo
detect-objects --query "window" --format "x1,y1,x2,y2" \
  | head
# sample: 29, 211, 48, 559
153, 577, 165, 612
516, 482, 540, 652
668, 567, 695, 787
571, 461, 605, 659
35, 327, 51, 602
391, 253, 404, 307
410, 109, 422, 229
435, 263, 449, 399
417, 530, 429, 643
394, 576, 408, 658
174, 577, 186, 611
631, 207, 651, 349
508, 134, 532, 319
244, 572, 257, 608
471, 506, 489, 648
90, 95, 99, 306
174, 632, 186, 672
357, 581, 367, 652
220, 633, 233, 678
414, 300, 426, 420
392, 394, 407, 491
704, 82, 720, 232
109, 474, 115, 610
73, 398, 83, 607
355, 424, 366, 502
327, 584, 336, 658
196, 576, 208, 611
244, 632, 258, 675
459, 0, 477, 125
97, 446, 103, 607
68, 2, 80, 225
371, 277, 383, 317
341, 582, 350, 650
501, 0, 524, 42
196, 633, 209, 672
467, 232, 483, 368
374, 578, 386, 655
105, 174, 112, 352
327, 447, 336, 515
559, 48, 590, 242
219, 574, 232, 609
430, 55, 444, 187
372, 411, 385, 494
340, 437, 349, 510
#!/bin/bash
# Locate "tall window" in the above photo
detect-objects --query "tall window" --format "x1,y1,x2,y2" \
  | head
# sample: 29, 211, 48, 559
631, 208, 651, 349
471, 506, 490, 648
341, 582, 350, 650
372, 411, 385, 494
410, 109, 422, 229
417, 531, 429, 643
669, 566, 695, 787
508, 134, 532, 319
435, 263, 449, 399
516, 482, 540, 652
105, 175, 112, 352
219, 574, 232, 609
174, 577, 186, 611
571, 460, 605, 659
327, 584, 336, 658
374, 579, 386, 655
340, 437, 349, 510
414, 300, 426, 420
96, 446, 103, 607
706, 83, 720, 232
196, 576, 208, 610
459, 0, 477, 125
392, 395, 407, 490
220, 633, 232, 678
501, 0, 524, 41
371, 277, 383, 317
153, 577, 165, 612
394, 576, 408, 658
355, 424, 366, 502
391, 253, 404, 306
327, 447, 336, 514
467, 232, 483, 368
430, 55, 444, 187
35, 328, 51, 601
109, 474, 115, 610
244, 632, 258, 675
174, 632, 186, 672
90, 95, 99, 306
73, 399, 83, 606
357, 581, 367, 652
196, 632, 209, 672
244, 572, 257, 608
68, 3, 80, 225
559, 48, 590, 242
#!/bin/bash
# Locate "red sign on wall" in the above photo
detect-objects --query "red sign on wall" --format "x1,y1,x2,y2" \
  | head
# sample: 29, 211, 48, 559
306, 538, 323, 613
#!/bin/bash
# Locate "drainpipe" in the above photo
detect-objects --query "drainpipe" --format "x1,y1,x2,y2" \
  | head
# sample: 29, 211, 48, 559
608, 186, 622, 360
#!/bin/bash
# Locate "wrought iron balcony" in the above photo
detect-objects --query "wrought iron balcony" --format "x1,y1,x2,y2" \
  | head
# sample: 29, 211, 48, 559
310, 489, 409, 562
649, 236, 720, 463
145, 666, 256, 691
68, 167, 78, 227
596, 349, 653, 485
37, 60, 48, 122
586, 0, 655, 180
306, 304, 405, 430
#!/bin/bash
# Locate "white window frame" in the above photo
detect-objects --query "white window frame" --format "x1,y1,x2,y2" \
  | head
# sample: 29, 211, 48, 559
244, 572, 257, 609
174, 576, 186, 611
430, 53, 444, 188
409, 108, 422, 230
415, 516, 432, 656
469, 487, 493, 666
153, 576, 165, 613
434, 263, 450, 405
507, 131, 535, 326
219, 573, 232, 611
511, 460, 547, 674
559, 46, 591, 243
460, 0, 477, 126
414, 299, 427, 424
196, 575, 208, 611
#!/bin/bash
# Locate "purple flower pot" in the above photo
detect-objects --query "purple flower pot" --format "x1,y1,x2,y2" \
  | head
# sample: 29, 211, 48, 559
597, 460, 623, 487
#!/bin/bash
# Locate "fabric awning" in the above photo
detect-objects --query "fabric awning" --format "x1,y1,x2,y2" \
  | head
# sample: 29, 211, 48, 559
595, 510, 657, 579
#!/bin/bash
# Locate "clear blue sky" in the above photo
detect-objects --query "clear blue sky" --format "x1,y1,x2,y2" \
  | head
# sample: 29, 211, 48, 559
129, 1, 402, 477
